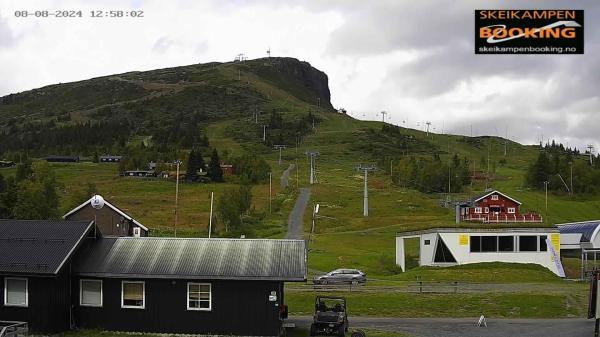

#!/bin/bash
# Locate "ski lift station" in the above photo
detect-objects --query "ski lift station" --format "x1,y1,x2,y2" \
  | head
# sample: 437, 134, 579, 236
395, 227, 564, 276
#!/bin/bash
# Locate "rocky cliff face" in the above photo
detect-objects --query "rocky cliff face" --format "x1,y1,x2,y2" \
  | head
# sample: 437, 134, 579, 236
246, 57, 334, 110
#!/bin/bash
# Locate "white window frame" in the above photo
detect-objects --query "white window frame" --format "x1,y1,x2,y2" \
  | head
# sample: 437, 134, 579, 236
121, 281, 145, 309
508, 207, 516, 214
491, 195, 499, 200
4, 277, 28, 307
474, 207, 482, 214
484, 207, 489, 213
80, 279, 103, 307
187, 282, 211, 311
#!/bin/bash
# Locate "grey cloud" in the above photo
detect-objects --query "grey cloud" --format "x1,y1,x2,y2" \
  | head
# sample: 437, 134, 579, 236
0, 16, 17, 48
152, 36, 175, 53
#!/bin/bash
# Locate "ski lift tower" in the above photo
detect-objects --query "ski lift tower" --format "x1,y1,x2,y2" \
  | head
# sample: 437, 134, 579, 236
305, 151, 320, 184
356, 164, 376, 217
274, 145, 287, 165
587, 145, 595, 165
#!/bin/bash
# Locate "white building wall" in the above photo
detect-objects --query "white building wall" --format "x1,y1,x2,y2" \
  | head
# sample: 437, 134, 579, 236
438, 232, 561, 275
395, 237, 405, 271
420, 233, 437, 266
396, 231, 563, 276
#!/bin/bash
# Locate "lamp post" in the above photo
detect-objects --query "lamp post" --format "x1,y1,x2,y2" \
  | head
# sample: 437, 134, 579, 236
174, 160, 181, 237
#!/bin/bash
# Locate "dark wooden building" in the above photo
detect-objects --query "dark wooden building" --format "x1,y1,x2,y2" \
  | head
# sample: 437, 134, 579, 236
46, 155, 80, 163
0, 220, 95, 334
72, 237, 306, 336
1, 220, 306, 336
0, 160, 15, 168
63, 196, 148, 237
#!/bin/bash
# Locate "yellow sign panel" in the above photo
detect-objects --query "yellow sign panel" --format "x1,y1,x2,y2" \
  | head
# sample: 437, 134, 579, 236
551, 233, 560, 253
459, 234, 469, 246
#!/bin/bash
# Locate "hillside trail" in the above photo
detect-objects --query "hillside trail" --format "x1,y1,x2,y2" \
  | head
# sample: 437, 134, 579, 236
280, 163, 295, 188
285, 187, 311, 240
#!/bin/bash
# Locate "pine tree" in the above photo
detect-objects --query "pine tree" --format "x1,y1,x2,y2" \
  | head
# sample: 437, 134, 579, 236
208, 149, 224, 182
186, 150, 199, 182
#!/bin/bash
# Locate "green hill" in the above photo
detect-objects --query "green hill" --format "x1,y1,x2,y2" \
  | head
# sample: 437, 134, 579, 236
1, 57, 600, 279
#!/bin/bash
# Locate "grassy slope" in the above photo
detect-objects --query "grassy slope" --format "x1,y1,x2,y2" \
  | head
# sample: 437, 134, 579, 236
2, 59, 599, 319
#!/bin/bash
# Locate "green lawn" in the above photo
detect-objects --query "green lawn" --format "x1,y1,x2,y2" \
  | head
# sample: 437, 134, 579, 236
285, 290, 587, 318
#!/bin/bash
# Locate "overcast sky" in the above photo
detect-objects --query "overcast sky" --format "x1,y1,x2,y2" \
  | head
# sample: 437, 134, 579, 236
0, 0, 598, 152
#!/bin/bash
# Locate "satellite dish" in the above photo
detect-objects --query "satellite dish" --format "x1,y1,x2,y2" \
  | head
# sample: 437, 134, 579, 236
90, 195, 105, 210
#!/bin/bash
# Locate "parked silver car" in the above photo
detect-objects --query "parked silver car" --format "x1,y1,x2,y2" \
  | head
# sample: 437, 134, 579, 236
313, 269, 366, 285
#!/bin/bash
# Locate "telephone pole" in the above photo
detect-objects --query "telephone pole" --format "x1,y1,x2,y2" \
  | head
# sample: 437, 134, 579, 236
356, 164, 376, 217
262, 125, 267, 142
305, 151, 320, 184
174, 160, 181, 237
543, 180, 549, 216
274, 145, 287, 165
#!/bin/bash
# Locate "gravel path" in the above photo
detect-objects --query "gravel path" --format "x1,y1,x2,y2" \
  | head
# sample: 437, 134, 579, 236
285, 188, 311, 240
288, 316, 594, 337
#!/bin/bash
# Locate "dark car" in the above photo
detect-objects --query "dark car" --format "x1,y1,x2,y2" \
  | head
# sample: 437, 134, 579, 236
310, 296, 348, 337
313, 268, 366, 285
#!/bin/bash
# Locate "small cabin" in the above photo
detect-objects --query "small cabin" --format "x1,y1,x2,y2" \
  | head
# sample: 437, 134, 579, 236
63, 196, 148, 237
46, 155, 79, 163
121, 170, 156, 178
0, 160, 15, 168
457, 190, 542, 223
220, 163, 234, 176
99, 155, 122, 163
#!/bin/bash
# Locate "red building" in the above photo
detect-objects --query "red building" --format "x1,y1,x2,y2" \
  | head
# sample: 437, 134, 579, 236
459, 190, 542, 223
220, 163, 235, 176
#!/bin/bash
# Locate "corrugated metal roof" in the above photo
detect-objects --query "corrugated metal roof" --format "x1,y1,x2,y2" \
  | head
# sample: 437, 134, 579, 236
557, 221, 600, 243
0, 219, 93, 275
74, 238, 307, 281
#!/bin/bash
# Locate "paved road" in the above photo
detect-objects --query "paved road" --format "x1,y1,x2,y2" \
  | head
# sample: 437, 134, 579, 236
281, 163, 295, 189
285, 188, 311, 240
289, 316, 595, 337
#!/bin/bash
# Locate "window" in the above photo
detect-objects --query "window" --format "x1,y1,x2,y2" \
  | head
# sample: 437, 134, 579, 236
508, 207, 516, 214
4, 277, 27, 307
187, 283, 211, 311
122, 281, 144, 309
481, 236, 497, 252
470, 236, 481, 252
80, 280, 102, 307
539, 236, 548, 252
484, 207, 489, 213
424, 239, 431, 245
475, 207, 482, 214
498, 236, 515, 252
491, 195, 499, 200
519, 236, 538, 252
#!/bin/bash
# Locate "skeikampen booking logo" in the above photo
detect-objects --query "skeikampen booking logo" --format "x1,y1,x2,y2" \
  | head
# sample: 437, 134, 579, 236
475, 10, 584, 54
